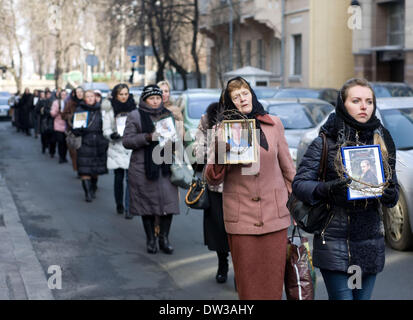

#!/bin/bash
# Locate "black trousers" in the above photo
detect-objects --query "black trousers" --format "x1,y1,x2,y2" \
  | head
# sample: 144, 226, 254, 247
41, 131, 53, 154
114, 168, 129, 211
50, 131, 67, 160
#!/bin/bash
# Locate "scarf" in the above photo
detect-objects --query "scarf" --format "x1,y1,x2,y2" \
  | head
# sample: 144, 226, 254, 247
138, 100, 172, 181
111, 94, 136, 117
222, 77, 269, 151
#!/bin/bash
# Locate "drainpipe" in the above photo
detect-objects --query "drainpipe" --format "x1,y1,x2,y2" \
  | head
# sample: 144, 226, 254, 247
280, 0, 285, 88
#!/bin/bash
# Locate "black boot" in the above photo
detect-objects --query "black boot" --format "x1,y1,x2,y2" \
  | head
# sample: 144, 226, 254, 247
216, 252, 229, 283
116, 204, 124, 214
159, 215, 174, 254
81, 180, 92, 202
124, 210, 133, 220
142, 216, 157, 254
90, 177, 98, 199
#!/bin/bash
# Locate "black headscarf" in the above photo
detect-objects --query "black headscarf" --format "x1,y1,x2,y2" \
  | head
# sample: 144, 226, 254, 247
222, 77, 269, 151
138, 85, 172, 181
71, 87, 83, 105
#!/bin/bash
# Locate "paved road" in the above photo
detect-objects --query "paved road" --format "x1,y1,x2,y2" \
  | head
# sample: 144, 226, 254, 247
0, 120, 413, 300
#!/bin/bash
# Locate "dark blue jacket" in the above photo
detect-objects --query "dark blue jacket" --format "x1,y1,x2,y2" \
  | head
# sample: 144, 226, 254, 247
292, 113, 399, 274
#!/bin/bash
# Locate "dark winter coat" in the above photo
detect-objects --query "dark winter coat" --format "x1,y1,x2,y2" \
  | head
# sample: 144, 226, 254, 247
122, 103, 180, 217
72, 101, 108, 176
35, 98, 55, 134
17, 93, 33, 129
292, 113, 399, 274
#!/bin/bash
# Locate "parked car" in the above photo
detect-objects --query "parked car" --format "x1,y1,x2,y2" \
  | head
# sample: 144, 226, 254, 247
170, 90, 183, 102
296, 97, 413, 251
129, 86, 143, 97
82, 82, 111, 99
252, 86, 280, 99
274, 87, 339, 106
176, 89, 222, 153
370, 82, 413, 98
264, 98, 334, 166
0, 97, 11, 119
0, 91, 11, 98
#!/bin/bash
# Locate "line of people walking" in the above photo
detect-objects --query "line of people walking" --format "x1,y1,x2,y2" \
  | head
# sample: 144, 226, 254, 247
7, 76, 400, 301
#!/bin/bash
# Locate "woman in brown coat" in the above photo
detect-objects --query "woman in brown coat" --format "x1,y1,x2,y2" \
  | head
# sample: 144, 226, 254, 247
122, 85, 180, 255
205, 77, 296, 300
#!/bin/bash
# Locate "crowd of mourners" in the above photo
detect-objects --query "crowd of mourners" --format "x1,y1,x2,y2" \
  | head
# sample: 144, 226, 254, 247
6, 76, 401, 301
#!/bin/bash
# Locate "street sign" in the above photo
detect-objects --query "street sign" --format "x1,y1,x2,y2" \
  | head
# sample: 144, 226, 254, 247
131, 56, 137, 63
127, 45, 154, 57
86, 55, 99, 67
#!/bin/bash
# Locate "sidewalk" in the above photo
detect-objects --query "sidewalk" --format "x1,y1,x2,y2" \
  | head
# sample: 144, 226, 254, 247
0, 174, 54, 300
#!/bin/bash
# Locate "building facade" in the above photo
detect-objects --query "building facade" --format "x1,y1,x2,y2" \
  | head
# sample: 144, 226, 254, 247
353, 0, 413, 86
201, 0, 355, 89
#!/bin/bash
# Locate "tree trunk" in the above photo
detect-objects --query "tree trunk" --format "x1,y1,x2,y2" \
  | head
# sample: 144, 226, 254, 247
191, 0, 202, 88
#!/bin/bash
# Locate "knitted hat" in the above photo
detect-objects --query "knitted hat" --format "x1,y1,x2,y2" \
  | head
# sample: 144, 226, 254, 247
141, 84, 163, 101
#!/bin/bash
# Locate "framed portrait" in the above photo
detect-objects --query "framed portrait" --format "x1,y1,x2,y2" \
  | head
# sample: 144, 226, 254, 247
222, 119, 257, 164
153, 116, 178, 148
115, 114, 128, 137
341, 145, 385, 200
72, 111, 89, 129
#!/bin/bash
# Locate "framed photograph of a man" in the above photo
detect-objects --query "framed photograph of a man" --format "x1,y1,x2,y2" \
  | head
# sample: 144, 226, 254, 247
153, 116, 178, 148
222, 119, 257, 164
341, 145, 385, 200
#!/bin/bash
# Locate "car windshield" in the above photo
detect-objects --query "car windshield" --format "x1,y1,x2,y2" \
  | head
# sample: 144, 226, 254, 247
275, 89, 320, 99
253, 88, 278, 99
380, 108, 413, 150
373, 85, 413, 98
0, 98, 9, 105
0, 92, 10, 97
267, 103, 333, 129
187, 95, 220, 119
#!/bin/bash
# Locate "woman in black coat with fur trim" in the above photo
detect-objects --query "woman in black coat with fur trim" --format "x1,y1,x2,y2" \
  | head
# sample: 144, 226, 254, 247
292, 78, 399, 300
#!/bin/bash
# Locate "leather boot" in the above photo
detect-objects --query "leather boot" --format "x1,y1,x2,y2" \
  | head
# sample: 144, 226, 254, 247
90, 177, 98, 199
216, 252, 229, 283
81, 180, 92, 202
142, 216, 157, 254
159, 215, 174, 254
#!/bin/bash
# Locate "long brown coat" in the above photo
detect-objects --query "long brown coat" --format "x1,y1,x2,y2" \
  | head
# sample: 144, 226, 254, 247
122, 104, 180, 216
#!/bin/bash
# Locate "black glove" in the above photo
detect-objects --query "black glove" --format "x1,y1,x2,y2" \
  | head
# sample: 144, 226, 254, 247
314, 178, 351, 200
380, 181, 399, 207
72, 128, 84, 137
110, 132, 121, 141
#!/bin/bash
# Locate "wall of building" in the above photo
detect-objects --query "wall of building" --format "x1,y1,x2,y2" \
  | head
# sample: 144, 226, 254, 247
309, 0, 354, 89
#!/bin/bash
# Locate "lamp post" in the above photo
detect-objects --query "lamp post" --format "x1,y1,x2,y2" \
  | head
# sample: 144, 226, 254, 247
228, 0, 233, 72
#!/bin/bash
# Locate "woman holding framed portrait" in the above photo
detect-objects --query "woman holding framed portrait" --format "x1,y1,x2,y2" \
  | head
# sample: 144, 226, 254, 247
205, 77, 296, 300
102, 84, 138, 219
122, 84, 180, 255
292, 78, 399, 300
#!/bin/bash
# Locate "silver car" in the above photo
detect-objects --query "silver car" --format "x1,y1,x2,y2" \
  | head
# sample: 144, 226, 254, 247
263, 98, 334, 167
296, 97, 413, 251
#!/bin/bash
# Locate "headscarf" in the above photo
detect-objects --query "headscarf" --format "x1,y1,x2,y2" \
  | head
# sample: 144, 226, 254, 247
222, 77, 269, 151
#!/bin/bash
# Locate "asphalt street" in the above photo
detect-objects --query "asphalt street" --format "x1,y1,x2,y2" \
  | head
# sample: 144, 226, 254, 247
0, 120, 413, 300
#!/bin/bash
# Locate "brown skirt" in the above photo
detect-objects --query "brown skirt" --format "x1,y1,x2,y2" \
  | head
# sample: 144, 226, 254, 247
228, 228, 287, 300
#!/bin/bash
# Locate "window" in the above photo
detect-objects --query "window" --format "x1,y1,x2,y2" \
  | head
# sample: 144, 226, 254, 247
245, 40, 251, 66
257, 39, 266, 69
291, 34, 302, 76
387, 2, 405, 46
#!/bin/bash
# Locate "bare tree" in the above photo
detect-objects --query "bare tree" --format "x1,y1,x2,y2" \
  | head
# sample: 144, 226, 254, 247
0, 0, 24, 92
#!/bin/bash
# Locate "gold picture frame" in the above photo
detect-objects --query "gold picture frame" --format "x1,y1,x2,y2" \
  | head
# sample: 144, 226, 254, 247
222, 119, 258, 164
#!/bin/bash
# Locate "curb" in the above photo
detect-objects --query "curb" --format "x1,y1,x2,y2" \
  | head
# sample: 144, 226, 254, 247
0, 175, 54, 300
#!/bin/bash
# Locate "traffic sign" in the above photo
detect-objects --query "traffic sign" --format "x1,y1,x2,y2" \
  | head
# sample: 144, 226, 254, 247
86, 55, 99, 67
127, 45, 154, 57
131, 56, 137, 63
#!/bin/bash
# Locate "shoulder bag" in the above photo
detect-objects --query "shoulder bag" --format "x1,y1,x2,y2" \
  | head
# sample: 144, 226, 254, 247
65, 111, 98, 150
184, 165, 210, 210
286, 132, 330, 233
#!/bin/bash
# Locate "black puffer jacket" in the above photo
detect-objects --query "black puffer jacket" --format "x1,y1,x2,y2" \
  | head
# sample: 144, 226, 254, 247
292, 113, 399, 274
73, 102, 108, 176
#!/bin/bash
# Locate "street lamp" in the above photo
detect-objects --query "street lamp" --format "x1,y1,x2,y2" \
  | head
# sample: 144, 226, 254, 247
111, 1, 139, 82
